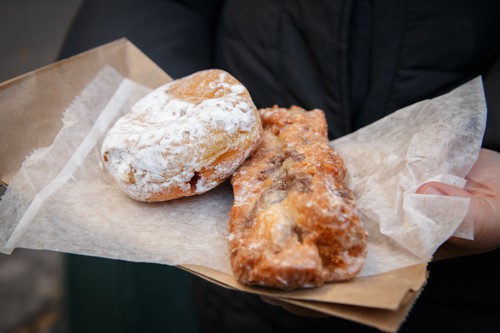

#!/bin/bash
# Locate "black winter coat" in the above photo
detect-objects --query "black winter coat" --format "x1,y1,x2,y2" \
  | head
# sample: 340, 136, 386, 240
60, 0, 500, 332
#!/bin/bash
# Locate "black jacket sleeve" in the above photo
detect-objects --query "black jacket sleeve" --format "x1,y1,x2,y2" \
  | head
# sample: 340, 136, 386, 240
58, 0, 224, 79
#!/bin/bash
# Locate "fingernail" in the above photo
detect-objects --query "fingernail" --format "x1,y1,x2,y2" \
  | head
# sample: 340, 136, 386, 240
423, 186, 444, 195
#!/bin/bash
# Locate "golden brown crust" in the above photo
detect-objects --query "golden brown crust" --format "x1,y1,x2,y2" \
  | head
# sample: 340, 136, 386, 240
229, 105, 367, 290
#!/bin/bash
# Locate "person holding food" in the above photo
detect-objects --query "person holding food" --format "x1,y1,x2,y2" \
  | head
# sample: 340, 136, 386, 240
58, 0, 500, 331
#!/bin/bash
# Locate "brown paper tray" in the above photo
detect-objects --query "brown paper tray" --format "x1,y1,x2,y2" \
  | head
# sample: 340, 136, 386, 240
181, 263, 426, 332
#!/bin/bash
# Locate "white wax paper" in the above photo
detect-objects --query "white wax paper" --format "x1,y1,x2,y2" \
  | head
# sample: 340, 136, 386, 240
0, 67, 486, 277
333, 77, 486, 274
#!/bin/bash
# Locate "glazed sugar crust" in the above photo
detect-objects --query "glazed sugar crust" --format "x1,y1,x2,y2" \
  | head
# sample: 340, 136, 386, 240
102, 69, 262, 202
229, 106, 368, 290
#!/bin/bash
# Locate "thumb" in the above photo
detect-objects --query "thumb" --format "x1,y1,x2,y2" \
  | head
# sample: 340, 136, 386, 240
416, 181, 500, 257
415, 181, 471, 198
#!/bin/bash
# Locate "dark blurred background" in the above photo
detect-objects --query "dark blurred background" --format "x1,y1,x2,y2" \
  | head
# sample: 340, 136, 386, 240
0, 1, 81, 332
0, 0, 82, 82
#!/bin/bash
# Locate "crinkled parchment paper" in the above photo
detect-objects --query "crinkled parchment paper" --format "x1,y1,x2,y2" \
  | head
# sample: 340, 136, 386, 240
333, 77, 486, 275
0, 67, 486, 277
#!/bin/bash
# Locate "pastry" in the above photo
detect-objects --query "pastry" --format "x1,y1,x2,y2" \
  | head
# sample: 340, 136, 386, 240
229, 105, 367, 290
102, 69, 262, 202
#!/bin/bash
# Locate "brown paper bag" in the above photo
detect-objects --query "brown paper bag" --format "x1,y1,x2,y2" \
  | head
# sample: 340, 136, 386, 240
0, 38, 427, 333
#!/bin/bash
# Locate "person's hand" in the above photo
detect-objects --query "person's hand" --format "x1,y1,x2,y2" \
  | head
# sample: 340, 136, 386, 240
416, 148, 500, 260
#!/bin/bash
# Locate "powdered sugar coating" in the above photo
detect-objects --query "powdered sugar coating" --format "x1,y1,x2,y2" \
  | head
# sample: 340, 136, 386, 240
102, 69, 262, 201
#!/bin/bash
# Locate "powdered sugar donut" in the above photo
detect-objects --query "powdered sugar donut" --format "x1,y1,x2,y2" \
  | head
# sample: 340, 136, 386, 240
102, 69, 263, 202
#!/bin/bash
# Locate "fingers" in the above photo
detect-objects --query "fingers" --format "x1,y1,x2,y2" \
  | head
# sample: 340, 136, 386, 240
468, 195, 500, 251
